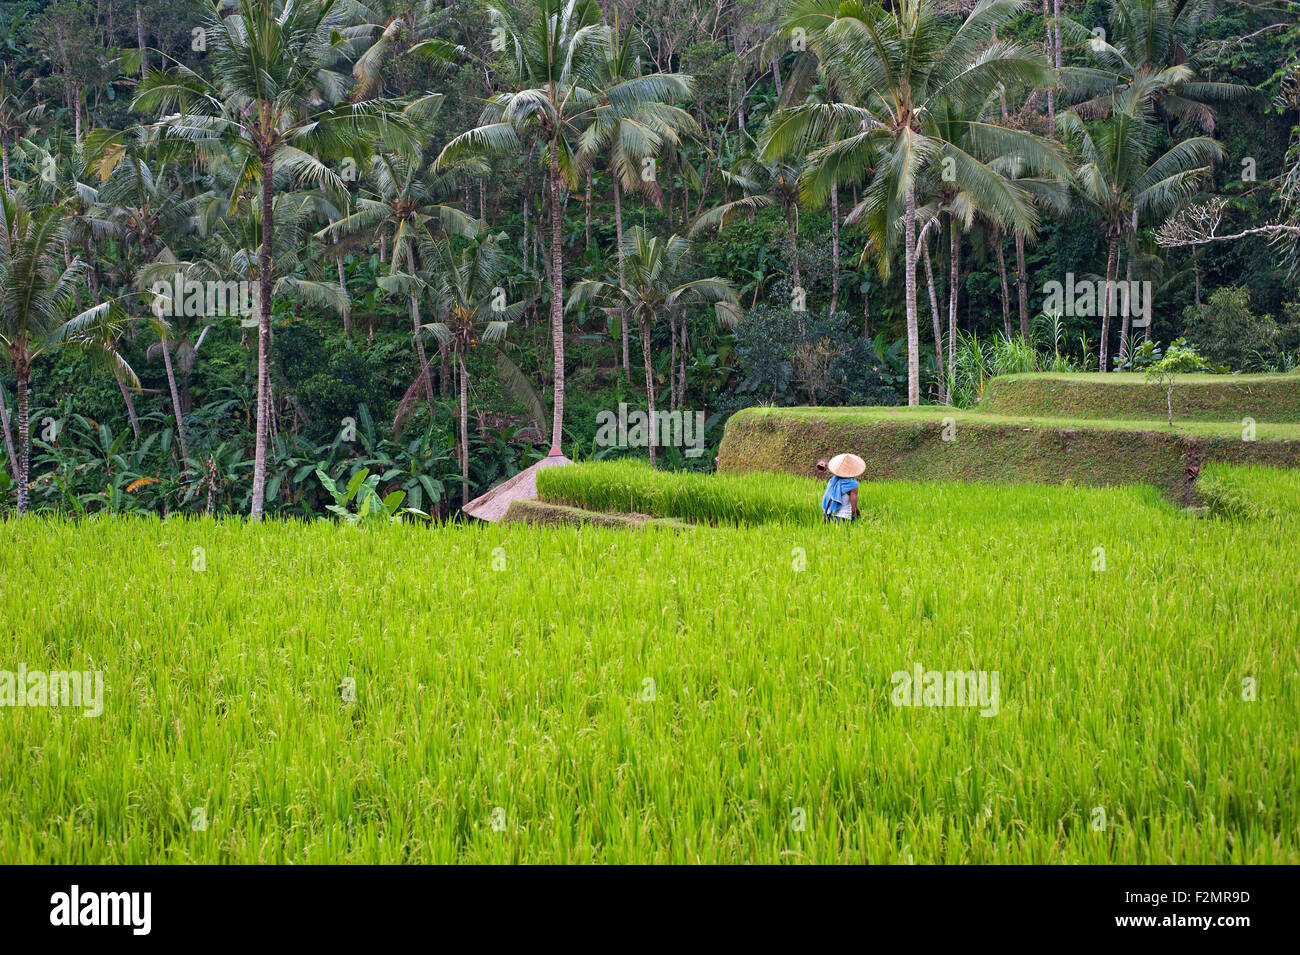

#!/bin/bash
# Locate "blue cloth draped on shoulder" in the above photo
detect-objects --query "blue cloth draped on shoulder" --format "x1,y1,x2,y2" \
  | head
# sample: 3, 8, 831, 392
821, 476, 858, 515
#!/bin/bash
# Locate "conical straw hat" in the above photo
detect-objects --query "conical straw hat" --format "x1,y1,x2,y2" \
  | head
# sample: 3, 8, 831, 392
828, 453, 865, 478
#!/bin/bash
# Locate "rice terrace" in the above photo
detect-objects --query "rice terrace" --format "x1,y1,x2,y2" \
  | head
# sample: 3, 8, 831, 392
0, 0, 1297, 912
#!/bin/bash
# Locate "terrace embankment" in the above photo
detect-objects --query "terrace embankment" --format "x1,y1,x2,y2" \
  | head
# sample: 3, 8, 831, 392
716, 403, 1300, 504
977, 371, 1300, 420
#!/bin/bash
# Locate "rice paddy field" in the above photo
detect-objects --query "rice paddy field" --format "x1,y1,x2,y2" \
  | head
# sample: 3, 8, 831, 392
1, 466, 1297, 863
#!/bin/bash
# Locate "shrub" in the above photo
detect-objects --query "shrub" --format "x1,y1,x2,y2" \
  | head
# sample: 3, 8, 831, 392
1181, 287, 1299, 371
729, 306, 898, 408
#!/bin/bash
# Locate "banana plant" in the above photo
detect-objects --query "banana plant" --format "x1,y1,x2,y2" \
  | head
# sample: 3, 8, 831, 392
314, 466, 405, 525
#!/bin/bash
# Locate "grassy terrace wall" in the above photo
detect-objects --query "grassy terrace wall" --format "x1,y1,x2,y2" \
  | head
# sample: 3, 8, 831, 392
716, 405, 1300, 503
977, 372, 1300, 421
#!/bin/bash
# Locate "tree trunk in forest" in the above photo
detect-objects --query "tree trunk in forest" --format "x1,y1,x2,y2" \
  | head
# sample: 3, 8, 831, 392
0, 379, 17, 480
1054, 0, 1062, 75
830, 185, 840, 313
922, 238, 944, 403
678, 318, 687, 410
337, 257, 351, 338
161, 341, 189, 462
250, 153, 274, 520
669, 313, 677, 411
15, 364, 29, 515
904, 185, 920, 406
641, 312, 657, 466
1043, 0, 1055, 128
614, 178, 629, 374
1100, 233, 1118, 372
438, 337, 451, 399
947, 216, 960, 401
1118, 242, 1134, 369
136, 7, 147, 78
459, 352, 469, 508
1015, 230, 1030, 341
995, 228, 1012, 339
406, 243, 436, 409
785, 202, 801, 295
547, 128, 566, 452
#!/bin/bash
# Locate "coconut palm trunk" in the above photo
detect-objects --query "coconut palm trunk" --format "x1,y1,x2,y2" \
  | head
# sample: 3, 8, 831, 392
1100, 232, 1118, 372
1015, 230, 1030, 341
641, 310, 657, 466
677, 318, 687, 408
614, 179, 629, 373
1118, 245, 1134, 369
904, 184, 921, 406
995, 229, 1012, 339
337, 257, 351, 338
947, 216, 959, 395
161, 341, 190, 461
459, 352, 469, 507
15, 361, 29, 514
830, 185, 840, 313
250, 153, 274, 520
116, 371, 140, 438
1043, 0, 1055, 128
668, 314, 678, 411
922, 240, 944, 403
547, 129, 565, 452
785, 202, 801, 294
0, 381, 18, 478
406, 243, 435, 408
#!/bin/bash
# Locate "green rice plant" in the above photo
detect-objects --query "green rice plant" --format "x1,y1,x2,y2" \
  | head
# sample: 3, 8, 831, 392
538, 460, 824, 524
538, 460, 1181, 526
1198, 463, 1300, 522
1, 474, 1297, 864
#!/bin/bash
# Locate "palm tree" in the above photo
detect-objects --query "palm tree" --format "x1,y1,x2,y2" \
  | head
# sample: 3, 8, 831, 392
0, 68, 43, 194
87, 151, 198, 266
568, 227, 739, 465
144, 313, 194, 462
436, 0, 692, 454
110, 0, 423, 519
318, 148, 478, 412
421, 227, 537, 505
577, 22, 700, 375
139, 192, 348, 465
86, 148, 204, 438
1060, 104, 1221, 370
691, 147, 804, 293
0, 191, 133, 514
341, 0, 458, 99
764, 0, 1069, 405
1061, 0, 1246, 133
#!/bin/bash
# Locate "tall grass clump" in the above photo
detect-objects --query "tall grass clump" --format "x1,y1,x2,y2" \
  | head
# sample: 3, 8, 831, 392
948, 332, 1039, 408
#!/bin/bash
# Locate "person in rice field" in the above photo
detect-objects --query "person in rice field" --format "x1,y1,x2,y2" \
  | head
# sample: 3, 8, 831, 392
818, 453, 864, 523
